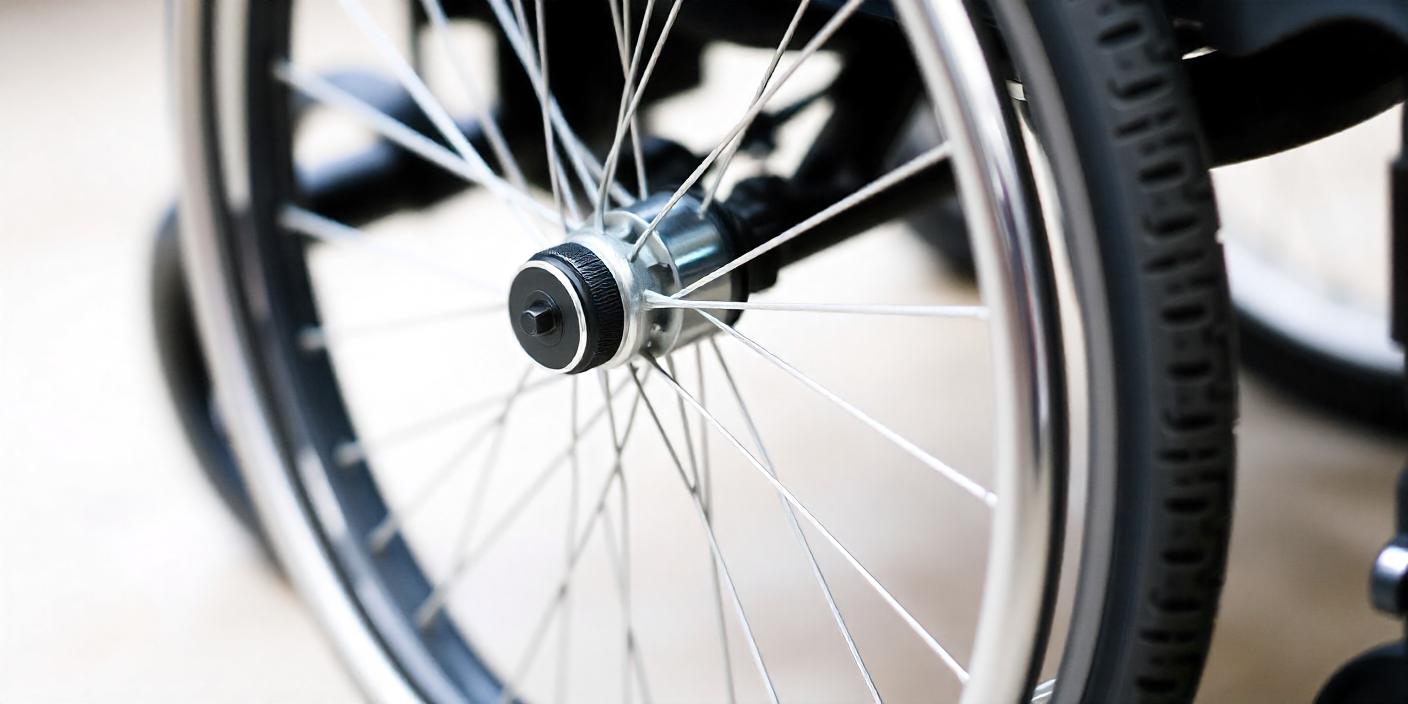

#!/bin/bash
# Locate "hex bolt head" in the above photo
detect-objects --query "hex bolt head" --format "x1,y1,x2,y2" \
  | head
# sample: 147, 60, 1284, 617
518, 300, 558, 337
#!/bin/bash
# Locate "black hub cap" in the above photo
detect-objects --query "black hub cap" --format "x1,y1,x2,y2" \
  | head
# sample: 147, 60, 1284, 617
508, 242, 626, 374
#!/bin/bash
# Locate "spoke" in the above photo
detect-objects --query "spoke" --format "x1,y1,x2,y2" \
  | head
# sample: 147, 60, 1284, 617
695, 346, 712, 513
626, 0, 870, 261
485, 394, 650, 702
483, 0, 634, 206
599, 504, 656, 704
596, 0, 684, 223
626, 366, 779, 704
604, 481, 642, 704
665, 357, 703, 492
645, 355, 971, 684
554, 378, 580, 704
280, 206, 506, 293
598, 370, 624, 453
488, 0, 591, 200
298, 304, 503, 352
334, 373, 566, 467
334, 0, 552, 242
710, 339, 881, 702
439, 366, 534, 568
698, 0, 813, 212
366, 415, 500, 552
486, 459, 625, 702
693, 349, 738, 704
595, 368, 639, 704
369, 366, 532, 551
274, 63, 562, 227
607, 0, 651, 200
646, 291, 986, 320
697, 309, 996, 506
413, 373, 646, 626
529, 0, 580, 228
606, 0, 634, 73
665, 354, 738, 702
666, 354, 736, 704
674, 143, 953, 298
416, 0, 527, 192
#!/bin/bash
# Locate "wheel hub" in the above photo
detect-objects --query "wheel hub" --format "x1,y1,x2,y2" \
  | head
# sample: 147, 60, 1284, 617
508, 193, 741, 374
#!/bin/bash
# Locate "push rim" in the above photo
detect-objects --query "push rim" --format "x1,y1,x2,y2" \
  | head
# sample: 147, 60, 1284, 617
172, 1, 1069, 701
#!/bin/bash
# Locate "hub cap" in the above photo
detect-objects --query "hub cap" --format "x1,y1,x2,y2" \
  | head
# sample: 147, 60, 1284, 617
508, 243, 626, 374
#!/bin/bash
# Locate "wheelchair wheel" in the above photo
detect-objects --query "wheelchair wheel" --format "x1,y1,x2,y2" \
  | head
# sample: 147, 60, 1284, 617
151, 208, 271, 553
172, 1, 1234, 701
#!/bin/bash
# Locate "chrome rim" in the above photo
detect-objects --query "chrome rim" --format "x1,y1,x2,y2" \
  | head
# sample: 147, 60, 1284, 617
174, 1, 1069, 701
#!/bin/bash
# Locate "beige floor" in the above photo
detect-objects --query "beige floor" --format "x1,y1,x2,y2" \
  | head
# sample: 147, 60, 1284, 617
1, 0, 1405, 701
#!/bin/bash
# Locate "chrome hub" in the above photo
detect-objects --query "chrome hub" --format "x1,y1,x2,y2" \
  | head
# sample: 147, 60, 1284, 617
508, 193, 741, 374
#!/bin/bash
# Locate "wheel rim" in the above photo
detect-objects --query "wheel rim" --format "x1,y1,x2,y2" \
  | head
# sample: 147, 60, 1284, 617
174, 1, 1069, 701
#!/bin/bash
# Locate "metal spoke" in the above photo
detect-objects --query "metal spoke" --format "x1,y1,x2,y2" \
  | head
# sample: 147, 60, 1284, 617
604, 480, 642, 704
482, 0, 634, 206
666, 355, 737, 703
665, 354, 738, 702
665, 357, 703, 493
413, 373, 645, 625
596, 0, 684, 224
627, 365, 780, 704
607, 0, 651, 200
697, 308, 996, 506
644, 355, 971, 684
298, 304, 504, 352
674, 144, 953, 298
333, 373, 566, 467
692, 348, 738, 704
595, 368, 638, 704
598, 503, 656, 704
486, 460, 626, 702
646, 291, 986, 320
274, 64, 562, 227
416, 0, 528, 192
335, 0, 551, 242
694, 346, 713, 513
279, 206, 507, 293
486, 388, 650, 702
698, 0, 813, 212
440, 366, 534, 571
626, 0, 870, 261
553, 378, 580, 704
365, 415, 499, 552
505, 0, 582, 225
710, 339, 881, 701
363, 366, 532, 551
528, 0, 580, 228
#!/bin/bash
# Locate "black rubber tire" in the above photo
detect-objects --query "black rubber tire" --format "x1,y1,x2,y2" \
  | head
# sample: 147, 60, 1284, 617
151, 208, 274, 557
1011, 1, 1238, 701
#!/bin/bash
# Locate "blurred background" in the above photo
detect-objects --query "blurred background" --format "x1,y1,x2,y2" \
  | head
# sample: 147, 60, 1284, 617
1, 0, 1406, 701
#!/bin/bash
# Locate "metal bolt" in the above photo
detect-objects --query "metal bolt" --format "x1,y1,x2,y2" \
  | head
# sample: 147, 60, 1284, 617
1373, 539, 1408, 616
519, 301, 558, 337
